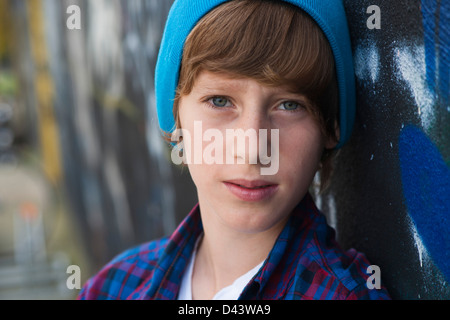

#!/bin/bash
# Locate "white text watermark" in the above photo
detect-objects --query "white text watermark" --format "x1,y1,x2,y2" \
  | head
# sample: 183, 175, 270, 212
171, 121, 280, 176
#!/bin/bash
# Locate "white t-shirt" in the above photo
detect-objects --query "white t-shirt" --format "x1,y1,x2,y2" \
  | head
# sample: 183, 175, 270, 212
177, 239, 264, 300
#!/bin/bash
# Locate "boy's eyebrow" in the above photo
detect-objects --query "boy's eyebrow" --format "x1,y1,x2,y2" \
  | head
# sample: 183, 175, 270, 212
194, 79, 307, 99
195, 79, 246, 93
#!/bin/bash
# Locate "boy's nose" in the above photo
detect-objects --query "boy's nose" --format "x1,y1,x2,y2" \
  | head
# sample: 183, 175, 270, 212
240, 102, 272, 130
228, 108, 272, 165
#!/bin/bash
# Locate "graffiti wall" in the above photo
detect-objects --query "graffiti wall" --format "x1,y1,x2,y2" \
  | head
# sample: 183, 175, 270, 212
42, 0, 198, 271
1, 0, 200, 277
315, 0, 449, 299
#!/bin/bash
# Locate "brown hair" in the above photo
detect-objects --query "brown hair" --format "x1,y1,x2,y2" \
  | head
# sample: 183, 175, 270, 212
170, 0, 339, 190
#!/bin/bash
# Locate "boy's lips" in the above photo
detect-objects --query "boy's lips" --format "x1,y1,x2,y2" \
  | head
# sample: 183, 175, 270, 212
223, 179, 279, 202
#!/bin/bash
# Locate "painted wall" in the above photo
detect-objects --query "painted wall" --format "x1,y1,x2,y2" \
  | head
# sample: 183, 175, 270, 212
315, 0, 449, 299
42, 0, 197, 271
4, 0, 198, 273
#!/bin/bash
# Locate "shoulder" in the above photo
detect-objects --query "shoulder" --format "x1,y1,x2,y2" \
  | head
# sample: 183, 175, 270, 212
78, 237, 169, 300
289, 228, 391, 300
290, 219, 390, 300
279, 195, 391, 300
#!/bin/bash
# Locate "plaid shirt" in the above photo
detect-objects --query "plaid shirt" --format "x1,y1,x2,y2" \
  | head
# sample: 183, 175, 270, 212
78, 193, 390, 300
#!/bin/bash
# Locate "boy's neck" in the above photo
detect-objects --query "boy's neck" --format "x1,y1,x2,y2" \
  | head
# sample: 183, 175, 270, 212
191, 202, 288, 300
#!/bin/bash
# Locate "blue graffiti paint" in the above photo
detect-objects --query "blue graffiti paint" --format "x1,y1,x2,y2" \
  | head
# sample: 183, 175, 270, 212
399, 125, 450, 281
421, 0, 437, 95
421, 0, 450, 106
438, 1, 449, 105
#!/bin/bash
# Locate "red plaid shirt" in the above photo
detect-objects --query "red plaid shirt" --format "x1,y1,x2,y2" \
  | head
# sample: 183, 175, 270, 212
78, 193, 390, 300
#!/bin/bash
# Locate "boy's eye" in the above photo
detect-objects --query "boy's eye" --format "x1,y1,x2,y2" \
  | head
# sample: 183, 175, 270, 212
210, 97, 231, 107
278, 101, 301, 111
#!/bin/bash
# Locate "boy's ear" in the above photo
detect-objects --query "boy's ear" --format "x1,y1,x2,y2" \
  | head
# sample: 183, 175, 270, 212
325, 122, 340, 149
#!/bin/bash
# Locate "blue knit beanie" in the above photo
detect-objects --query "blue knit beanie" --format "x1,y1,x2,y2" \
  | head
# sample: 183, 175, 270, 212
155, 0, 355, 148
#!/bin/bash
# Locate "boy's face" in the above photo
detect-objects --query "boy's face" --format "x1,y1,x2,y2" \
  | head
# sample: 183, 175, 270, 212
178, 71, 334, 235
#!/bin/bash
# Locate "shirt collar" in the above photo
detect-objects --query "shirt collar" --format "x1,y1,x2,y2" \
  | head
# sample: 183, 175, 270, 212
149, 192, 324, 299
241, 192, 325, 299
148, 203, 203, 299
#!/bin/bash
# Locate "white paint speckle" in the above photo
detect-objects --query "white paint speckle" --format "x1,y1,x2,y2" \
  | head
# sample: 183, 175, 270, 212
370, 154, 374, 161
409, 219, 427, 268
394, 45, 436, 131
328, 195, 337, 232
355, 43, 380, 84
413, 229, 424, 268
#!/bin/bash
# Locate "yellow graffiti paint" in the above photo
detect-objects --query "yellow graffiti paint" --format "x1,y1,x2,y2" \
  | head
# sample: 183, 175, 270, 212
0, 0, 11, 60
26, 0, 62, 184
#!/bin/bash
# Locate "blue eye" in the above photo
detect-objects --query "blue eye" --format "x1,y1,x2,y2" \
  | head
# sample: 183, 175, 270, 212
279, 101, 300, 111
211, 97, 230, 107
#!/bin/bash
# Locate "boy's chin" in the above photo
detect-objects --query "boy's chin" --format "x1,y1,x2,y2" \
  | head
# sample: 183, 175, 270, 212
215, 202, 292, 234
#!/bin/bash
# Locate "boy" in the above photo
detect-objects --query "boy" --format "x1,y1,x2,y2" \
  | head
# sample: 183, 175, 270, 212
79, 0, 390, 300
